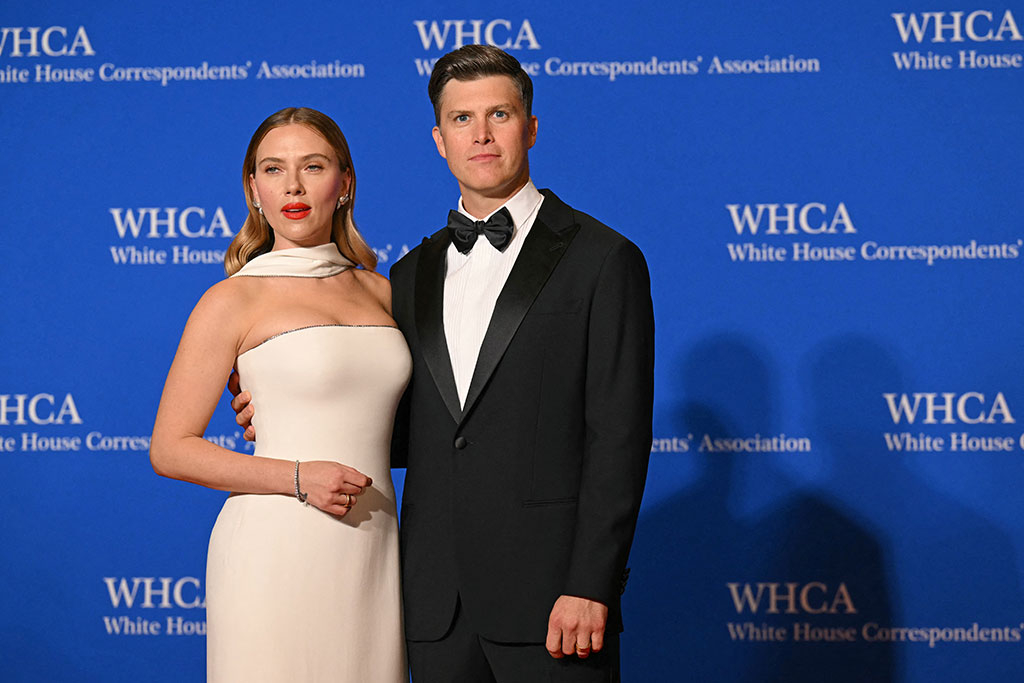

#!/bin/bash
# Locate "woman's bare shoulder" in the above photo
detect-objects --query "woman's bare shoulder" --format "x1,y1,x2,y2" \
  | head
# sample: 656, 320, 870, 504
350, 267, 392, 309
187, 275, 261, 328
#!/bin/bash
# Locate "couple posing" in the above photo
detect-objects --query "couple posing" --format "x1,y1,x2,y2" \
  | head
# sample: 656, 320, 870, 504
151, 45, 654, 682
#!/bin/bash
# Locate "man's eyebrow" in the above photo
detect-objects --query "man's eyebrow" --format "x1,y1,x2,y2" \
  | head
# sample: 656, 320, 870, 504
447, 103, 516, 116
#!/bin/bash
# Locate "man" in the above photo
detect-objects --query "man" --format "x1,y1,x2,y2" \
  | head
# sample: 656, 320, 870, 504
235, 45, 653, 681
390, 45, 654, 681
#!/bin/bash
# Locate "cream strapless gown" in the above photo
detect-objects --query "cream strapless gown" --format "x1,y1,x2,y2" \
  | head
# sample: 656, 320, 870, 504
205, 244, 410, 682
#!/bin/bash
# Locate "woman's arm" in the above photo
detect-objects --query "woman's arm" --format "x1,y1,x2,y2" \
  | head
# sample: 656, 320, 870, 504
149, 280, 369, 515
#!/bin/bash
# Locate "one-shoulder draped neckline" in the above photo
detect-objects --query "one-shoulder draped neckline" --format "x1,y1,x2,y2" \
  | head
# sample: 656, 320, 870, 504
231, 243, 354, 279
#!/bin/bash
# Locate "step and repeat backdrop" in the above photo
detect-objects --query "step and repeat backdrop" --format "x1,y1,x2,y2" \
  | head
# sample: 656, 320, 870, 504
2, 1, 1023, 681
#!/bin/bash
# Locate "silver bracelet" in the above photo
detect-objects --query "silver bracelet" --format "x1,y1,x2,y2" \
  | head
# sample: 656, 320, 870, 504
294, 460, 308, 506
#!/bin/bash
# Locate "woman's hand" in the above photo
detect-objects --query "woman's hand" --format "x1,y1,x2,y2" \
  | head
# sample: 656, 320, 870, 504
297, 460, 373, 517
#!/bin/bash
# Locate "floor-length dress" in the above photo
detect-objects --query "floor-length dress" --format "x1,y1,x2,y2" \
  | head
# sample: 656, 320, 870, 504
205, 244, 410, 682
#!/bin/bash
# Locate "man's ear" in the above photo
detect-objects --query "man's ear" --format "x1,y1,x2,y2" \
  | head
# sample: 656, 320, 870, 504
432, 126, 447, 160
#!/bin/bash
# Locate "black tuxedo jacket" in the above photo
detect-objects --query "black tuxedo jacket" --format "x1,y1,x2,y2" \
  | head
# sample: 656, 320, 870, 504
390, 189, 654, 643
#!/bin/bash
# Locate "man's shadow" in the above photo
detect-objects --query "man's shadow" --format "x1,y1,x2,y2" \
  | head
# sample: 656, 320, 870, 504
624, 334, 895, 682
797, 335, 1024, 681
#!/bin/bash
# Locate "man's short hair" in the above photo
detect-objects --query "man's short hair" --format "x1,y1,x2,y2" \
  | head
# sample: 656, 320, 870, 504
428, 45, 534, 125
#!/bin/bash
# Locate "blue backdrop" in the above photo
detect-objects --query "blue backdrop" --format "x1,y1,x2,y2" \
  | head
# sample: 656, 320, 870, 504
2, 1, 1023, 680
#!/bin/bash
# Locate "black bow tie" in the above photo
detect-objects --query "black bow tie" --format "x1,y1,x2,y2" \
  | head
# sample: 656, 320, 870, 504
446, 207, 514, 254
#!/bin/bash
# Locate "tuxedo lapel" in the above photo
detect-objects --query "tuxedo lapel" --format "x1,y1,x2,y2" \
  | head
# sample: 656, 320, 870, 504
414, 231, 462, 424
461, 191, 580, 420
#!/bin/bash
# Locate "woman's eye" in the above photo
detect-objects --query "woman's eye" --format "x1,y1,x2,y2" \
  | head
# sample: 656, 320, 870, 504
263, 165, 280, 174
306, 164, 323, 171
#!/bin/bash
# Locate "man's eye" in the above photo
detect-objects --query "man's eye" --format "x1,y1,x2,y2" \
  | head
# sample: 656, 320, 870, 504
493, 111, 508, 119
455, 114, 469, 123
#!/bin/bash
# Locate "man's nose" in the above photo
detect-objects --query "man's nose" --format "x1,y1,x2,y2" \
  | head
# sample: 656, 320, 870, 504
472, 119, 493, 144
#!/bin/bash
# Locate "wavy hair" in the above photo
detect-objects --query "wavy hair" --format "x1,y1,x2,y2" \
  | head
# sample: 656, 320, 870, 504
224, 107, 376, 275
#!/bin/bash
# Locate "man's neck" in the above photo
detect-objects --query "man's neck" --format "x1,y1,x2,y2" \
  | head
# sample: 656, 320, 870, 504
460, 179, 530, 219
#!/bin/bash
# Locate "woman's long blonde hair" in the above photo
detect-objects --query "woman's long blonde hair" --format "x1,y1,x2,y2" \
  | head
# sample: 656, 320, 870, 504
224, 107, 377, 275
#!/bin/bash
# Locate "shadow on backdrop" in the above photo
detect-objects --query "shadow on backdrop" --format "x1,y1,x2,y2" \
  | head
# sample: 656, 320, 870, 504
624, 333, 895, 682
800, 335, 1023, 682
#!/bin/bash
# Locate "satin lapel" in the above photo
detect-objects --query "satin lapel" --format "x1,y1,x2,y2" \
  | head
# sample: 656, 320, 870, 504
414, 233, 462, 424
461, 207, 580, 420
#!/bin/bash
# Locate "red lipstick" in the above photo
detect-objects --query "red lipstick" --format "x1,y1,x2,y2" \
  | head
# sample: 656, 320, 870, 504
282, 202, 311, 220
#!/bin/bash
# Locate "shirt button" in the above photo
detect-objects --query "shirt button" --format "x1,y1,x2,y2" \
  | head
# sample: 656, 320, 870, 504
454, 436, 468, 449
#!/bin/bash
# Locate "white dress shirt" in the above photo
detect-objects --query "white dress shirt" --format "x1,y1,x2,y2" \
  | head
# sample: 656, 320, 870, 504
443, 180, 545, 408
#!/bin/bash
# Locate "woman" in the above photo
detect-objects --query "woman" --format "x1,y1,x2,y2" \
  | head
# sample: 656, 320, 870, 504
150, 108, 409, 682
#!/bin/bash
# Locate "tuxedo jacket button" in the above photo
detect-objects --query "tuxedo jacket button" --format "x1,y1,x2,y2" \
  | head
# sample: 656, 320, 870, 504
454, 436, 467, 449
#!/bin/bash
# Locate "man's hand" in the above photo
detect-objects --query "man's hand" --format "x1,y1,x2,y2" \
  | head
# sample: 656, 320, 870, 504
545, 595, 608, 659
227, 370, 255, 441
